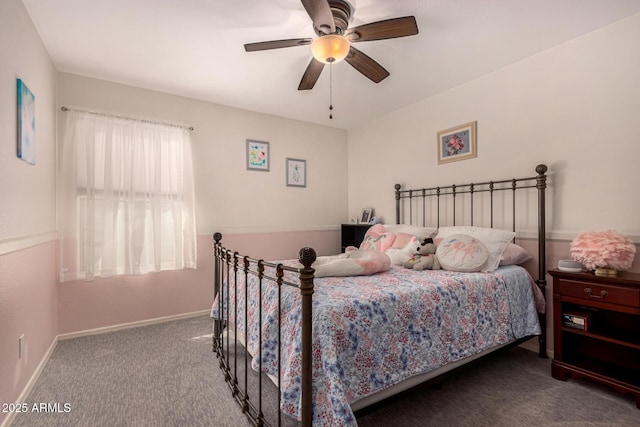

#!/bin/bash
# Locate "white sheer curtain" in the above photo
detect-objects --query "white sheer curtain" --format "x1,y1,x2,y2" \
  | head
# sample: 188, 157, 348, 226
60, 110, 197, 281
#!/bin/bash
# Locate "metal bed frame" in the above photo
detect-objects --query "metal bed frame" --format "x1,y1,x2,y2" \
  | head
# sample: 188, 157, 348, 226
212, 164, 548, 427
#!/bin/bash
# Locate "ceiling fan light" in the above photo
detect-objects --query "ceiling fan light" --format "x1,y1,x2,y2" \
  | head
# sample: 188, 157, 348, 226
311, 35, 350, 64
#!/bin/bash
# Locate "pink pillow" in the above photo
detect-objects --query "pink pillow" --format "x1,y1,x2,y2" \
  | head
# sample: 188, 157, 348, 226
499, 243, 532, 265
360, 224, 396, 252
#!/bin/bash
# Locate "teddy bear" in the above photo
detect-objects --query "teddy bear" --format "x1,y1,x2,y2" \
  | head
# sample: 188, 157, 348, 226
403, 237, 441, 271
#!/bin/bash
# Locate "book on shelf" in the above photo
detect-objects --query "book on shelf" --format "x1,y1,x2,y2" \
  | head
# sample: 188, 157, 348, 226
563, 311, 592, 331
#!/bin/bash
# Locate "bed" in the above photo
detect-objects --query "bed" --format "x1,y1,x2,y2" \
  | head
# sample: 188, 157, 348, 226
211, 164, 549, 427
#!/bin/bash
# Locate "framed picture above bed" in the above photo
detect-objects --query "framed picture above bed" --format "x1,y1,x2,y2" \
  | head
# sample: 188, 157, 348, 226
246, 139, 269, 171
286, 158, 306, 187
437, 121, 477, 164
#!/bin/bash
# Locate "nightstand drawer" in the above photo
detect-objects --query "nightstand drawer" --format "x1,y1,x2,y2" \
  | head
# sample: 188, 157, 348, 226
557, 279, 640, 308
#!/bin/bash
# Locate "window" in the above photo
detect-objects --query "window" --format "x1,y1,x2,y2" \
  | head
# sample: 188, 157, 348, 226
60, 110, 196, 281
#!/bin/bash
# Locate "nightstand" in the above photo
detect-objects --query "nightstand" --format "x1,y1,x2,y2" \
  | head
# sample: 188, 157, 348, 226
549, 269, 640, 408
340, 224, 371, 252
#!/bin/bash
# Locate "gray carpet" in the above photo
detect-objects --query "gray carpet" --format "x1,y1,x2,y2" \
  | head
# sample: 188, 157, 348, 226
11, 315, 640, 427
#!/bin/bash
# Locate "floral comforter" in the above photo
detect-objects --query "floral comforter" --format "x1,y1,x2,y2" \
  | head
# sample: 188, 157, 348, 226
211, 264, 543, 426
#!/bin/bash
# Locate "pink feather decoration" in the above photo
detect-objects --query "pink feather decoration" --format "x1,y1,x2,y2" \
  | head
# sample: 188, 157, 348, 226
570, 230, 636, 271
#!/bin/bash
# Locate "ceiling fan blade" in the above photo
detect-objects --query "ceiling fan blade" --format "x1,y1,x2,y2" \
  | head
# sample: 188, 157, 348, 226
345, 46, 390, 83
244, 38, 312, 52
345, 16, 418, 42
301, 0, 335, 35
298, 58, 325, 90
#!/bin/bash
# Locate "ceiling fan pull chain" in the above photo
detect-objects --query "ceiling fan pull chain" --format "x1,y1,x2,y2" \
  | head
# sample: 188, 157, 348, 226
329, 62, 334, 119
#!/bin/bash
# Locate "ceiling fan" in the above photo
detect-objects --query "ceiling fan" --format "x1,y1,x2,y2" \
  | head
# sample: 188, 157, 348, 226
244, 0, 419, 90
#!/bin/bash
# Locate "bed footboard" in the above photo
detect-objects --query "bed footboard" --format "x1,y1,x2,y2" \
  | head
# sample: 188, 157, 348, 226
212, 232, 316, 427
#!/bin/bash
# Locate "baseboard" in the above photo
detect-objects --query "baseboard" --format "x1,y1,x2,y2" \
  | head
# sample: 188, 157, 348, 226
58, 309, 210, 340
1, 336, 59, 427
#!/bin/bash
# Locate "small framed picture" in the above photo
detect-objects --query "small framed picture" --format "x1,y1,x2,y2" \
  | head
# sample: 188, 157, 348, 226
360, 208, 373, 224
286, 158, 306, 187
246, 139, 269, 171
437, 121, 477, 164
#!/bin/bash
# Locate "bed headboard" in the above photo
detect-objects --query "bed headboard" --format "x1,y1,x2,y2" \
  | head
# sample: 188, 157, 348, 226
394, 164, 548, 356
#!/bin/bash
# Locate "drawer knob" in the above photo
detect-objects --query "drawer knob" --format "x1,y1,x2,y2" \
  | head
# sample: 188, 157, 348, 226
584, 288, 608, 299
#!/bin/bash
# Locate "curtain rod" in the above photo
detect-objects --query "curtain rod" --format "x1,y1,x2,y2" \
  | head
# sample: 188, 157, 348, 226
60, 106, 194, 131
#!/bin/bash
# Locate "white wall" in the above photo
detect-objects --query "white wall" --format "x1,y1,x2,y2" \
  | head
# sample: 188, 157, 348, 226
57, 74, 349, 234
347, 14, 640, 241
0, 0, 57, 242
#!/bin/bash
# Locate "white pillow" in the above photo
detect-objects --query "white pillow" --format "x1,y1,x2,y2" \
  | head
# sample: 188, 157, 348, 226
436, 234, 489, 272
383, 224, 437, 238
436, 226, 516, 272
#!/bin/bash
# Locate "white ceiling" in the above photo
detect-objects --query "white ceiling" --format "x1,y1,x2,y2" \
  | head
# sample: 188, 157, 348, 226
22, 0, 640, 130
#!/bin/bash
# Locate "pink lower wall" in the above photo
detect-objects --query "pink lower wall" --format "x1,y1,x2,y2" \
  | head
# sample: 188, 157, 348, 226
57, 235, 215, 334
57, 230, 340, 334
0, 240, 58, 426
